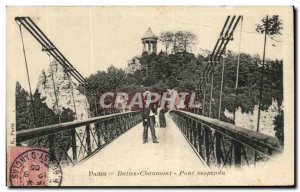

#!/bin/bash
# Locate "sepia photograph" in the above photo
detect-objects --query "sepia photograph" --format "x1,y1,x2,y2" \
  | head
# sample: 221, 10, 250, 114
5, 6, 294, 187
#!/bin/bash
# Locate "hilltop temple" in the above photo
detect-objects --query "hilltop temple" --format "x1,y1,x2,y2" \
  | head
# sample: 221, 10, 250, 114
141, 28, 158, 55
126, 28, 158, 74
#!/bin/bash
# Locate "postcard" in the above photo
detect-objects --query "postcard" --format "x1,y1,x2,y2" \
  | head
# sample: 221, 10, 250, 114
6, 6, 294, 187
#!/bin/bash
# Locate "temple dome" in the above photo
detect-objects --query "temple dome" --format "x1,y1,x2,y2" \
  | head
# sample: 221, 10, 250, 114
142, 28, 158, 40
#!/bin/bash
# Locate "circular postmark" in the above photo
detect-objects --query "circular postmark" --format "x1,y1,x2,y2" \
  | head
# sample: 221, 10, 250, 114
10, 148, 62, 186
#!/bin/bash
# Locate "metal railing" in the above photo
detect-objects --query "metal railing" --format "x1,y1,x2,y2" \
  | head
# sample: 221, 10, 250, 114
17, 111, 142, 166
170, 110, 282, 168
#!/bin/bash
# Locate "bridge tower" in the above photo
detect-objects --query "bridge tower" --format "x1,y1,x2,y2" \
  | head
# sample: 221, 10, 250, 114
142, 28, 158, 54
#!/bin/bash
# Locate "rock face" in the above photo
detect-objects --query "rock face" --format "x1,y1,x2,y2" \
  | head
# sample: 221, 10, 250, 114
224, 99, 281, 138
36, 58, 90, 120
35, 58, 92, 164
126, 56, 141, 74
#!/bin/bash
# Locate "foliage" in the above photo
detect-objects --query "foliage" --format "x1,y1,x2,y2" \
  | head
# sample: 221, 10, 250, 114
16, 82, 58, 131
173, 31, 198, 53
159, 31, 198, 54
256, 15, 283, 39
159, 31, 174, 53
16, 82, 34, 131
83, 50, 283, 130
16, 83, 77, 131
16, 82, 76, 162
274, 110, 284, 144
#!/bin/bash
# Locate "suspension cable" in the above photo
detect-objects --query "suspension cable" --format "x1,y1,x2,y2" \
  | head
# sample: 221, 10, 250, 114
233, 16, 243, 124
202, 85, 206, 115
15, 17, 96, 95
18, 24, 37, 127
218, 50, 226, 120
200, 16, 241, 90
209, 68, 214, 118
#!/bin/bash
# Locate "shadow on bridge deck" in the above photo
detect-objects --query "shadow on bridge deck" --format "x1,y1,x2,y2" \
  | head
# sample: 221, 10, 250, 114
62, 115, 208, 186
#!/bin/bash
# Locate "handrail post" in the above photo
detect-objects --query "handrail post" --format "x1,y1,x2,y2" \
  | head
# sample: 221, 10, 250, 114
117, 117, 121, 135
123, 115, 126, 132
198, 123, 204, 159
184, 117, 187, 135
189, 119, 193, 142
115, 117, 119, 136
86, 124, 92, 154
96, 122, 102, 147
122, 115, 128, 131
187, 118, 190, 137
110, 119, 114, 139
215, 132, 222, 166
125, 114, 128, 130
71, 129, 77, 161
103, 120, 108, 142
188, 118, 191, 140
233, 140, 242, 167
132, 114, 135, 126
204, 127, 210, 166
128, 114, 131, 127
119, 116, 124, 133
124, 115, 128, 130
193, 121, 197, 147
48, 134, 55, 159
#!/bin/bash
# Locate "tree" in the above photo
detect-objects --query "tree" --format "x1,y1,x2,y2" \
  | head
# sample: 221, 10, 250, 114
255, 15, 283, 132
274, 110, 284, 144
16, 83, 59, 131
159, 31, 174, 54
256, 15, 283, 41
32, 90, 59, 127
173, 31, 198, 53
107, 66, 126, 90
159, 31, 198, 54
16, 82, 34, 131
59, 107, 75, 122
81, 45, 283, 135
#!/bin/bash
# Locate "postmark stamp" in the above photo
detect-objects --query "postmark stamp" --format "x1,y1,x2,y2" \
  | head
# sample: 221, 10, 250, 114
9, 147, 62, 186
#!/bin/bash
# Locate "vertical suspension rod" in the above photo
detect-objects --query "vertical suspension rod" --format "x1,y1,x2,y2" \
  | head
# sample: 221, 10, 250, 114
218, 52, 226, 120
233, 16, 243, 124
18, 24, 37, 127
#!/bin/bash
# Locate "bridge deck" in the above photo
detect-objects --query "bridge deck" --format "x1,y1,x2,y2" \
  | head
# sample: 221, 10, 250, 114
62, 115, 208, 186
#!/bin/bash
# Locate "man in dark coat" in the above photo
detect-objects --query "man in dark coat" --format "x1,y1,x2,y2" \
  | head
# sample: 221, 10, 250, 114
142, 103, 159, 144
159, 106, 167, 128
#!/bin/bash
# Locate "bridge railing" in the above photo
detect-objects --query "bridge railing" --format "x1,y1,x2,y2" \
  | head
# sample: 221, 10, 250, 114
16, 111, 142, 166
170, 110, 282, 168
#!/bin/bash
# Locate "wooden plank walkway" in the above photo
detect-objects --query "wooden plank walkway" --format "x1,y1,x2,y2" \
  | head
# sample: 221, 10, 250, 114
62, 115, 208, 186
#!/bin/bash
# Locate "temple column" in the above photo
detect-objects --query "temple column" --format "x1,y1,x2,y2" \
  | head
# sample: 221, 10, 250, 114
148, 42, 151, 53
153, 42, 157, 54
143, 42, 146, 52
150, 42, 153, 53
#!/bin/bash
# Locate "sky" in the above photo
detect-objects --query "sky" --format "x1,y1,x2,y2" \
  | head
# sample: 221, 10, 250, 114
7, 7, 292, 92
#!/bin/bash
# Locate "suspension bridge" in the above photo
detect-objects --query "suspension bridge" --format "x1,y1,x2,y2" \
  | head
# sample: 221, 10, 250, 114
14, 16, 282, 185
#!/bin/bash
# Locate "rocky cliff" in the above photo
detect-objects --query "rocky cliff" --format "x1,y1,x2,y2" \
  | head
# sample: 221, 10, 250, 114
35, 58, 91, 163
36, 58, 90, 121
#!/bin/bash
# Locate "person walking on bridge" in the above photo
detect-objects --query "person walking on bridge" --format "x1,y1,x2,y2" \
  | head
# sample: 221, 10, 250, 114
142, 101, 159, 144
